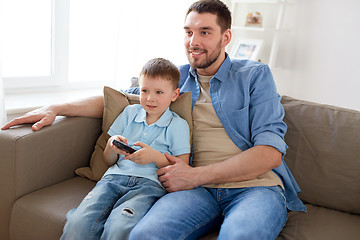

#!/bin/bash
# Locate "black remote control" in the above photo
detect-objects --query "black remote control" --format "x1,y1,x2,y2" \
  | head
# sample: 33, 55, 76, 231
112, 139, 137, 154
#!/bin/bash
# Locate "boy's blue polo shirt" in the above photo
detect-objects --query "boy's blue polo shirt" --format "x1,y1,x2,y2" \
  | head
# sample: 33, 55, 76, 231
104, 104, 191, 187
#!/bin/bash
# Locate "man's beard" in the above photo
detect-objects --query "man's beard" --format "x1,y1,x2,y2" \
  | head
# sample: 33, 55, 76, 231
187, 41, 222, 70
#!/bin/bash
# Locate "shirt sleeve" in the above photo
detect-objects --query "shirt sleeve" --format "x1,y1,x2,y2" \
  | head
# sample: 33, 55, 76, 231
166, 116, 191, 157
107, 105, 132, 137
248, 64, 288, 155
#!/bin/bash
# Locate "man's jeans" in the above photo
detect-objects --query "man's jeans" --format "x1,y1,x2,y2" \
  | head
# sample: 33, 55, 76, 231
60, 174, 166, 240
130, 185, 288, 240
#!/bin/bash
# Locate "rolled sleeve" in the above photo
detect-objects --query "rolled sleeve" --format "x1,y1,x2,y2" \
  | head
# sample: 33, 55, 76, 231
253, 131, 287, 155
248, 65, 287, 155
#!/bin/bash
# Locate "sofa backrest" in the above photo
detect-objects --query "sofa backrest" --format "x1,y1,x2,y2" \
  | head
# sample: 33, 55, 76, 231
281, 96, 360, 214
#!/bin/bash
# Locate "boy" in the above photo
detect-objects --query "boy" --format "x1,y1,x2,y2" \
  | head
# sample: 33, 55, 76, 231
60, 58, 191, 240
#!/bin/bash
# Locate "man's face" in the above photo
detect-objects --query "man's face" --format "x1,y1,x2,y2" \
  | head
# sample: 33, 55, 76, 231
184, 11, 230, 76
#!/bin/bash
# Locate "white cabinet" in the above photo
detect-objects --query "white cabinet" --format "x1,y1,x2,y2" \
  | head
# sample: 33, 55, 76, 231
229, 0, 289, 69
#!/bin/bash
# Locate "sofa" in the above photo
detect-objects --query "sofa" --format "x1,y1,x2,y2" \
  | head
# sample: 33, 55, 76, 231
1, 94, 360, 240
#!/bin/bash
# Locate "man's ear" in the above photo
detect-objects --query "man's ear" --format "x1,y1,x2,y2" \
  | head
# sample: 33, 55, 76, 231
171, 88, 181, 102
222, 29, 232, 47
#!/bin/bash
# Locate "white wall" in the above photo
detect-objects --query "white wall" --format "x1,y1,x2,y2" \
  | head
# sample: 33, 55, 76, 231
0, 0, 7, 125
274, 0, 360, 110
0, 78, 6, 126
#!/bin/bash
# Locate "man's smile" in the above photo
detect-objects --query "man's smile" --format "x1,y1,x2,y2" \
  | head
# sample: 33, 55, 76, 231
188, 47, 206, 58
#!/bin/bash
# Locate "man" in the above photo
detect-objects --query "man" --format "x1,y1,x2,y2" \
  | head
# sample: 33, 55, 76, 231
2, 0, 306, 239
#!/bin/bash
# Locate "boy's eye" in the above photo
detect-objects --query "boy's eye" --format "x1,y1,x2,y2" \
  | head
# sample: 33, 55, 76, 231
157, 91, 163, 94
141, 89, 148, 93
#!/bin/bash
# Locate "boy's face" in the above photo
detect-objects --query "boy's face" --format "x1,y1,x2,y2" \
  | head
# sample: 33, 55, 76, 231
184, 11, 231, 76
139, 75, 180, 122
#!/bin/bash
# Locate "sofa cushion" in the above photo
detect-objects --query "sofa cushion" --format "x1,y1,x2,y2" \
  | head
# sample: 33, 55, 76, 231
281, 96, 360, 214
277, 204, 360, 240
10, 177, 96, 240
76, 86, 193, 181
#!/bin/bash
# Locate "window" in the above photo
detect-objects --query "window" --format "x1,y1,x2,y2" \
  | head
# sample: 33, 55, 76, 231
2, 0, 52, 88
68, 0, 119, 86
2, 0, 193, 93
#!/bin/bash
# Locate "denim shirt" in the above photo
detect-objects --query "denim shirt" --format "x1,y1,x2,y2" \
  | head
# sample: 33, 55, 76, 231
125, 54, 306, 212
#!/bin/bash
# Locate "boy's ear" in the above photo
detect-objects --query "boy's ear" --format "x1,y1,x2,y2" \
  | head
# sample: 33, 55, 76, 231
171, 88, 180, 102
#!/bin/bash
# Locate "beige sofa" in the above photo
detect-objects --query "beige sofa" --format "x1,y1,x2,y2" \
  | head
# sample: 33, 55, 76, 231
1, 95, 360, 240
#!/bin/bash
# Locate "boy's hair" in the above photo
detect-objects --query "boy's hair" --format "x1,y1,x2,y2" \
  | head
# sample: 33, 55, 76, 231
186, 0, 231, 33
140, 58, 180, 89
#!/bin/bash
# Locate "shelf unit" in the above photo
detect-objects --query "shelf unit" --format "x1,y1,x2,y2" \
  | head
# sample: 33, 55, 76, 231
229, 0, 287, 69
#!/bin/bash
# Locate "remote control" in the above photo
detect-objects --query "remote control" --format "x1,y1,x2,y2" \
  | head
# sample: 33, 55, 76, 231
112, 139, 137, 154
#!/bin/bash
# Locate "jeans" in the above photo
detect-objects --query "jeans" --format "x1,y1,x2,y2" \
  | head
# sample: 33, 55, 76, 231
60, 174, 166, 240
129, 185, 288, 240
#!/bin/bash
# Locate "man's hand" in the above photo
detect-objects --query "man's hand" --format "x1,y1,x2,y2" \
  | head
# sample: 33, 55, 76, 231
1, 106, 57, 131
157, 152, 198, 192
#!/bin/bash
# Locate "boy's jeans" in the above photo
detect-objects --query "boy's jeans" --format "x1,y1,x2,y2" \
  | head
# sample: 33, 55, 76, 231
60, 174, 166, 240
130, 185, 288, 240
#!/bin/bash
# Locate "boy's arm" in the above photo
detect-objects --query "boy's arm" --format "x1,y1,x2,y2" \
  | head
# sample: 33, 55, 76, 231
126, 142, 190, 168
173, 153, 190, 165
103, 135, 131, 166
103, 145, 118, 167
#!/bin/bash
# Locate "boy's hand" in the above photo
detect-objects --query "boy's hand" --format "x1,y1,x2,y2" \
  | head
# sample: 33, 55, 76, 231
108, 135, 131, 157
125, 142, 159, 165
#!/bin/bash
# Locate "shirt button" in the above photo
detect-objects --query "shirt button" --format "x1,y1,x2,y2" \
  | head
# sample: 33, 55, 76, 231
144, 132, 148, 136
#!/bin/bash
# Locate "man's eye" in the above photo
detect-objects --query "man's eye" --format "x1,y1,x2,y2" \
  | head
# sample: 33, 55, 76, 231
202, 31, 209, 35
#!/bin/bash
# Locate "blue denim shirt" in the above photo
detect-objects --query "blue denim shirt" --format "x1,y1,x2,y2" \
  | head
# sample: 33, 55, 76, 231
125, 54, 306, 212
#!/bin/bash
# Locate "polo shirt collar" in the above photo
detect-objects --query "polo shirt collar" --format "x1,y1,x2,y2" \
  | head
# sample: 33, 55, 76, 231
134, 107, 173, 127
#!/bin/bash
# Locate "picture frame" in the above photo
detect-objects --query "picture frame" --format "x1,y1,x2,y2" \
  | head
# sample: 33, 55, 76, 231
245, 12, 263, 28
230, 38, 263, 61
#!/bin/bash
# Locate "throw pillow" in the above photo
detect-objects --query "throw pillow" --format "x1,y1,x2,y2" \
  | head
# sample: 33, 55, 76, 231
75, 86, 193, 181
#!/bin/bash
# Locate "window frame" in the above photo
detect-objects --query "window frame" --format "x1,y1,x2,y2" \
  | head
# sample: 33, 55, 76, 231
3, 0, 70, 91
3, 0, 191, 94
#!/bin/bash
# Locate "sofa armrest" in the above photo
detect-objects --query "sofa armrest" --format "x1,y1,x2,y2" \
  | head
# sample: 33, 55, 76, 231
0, 116, 101, 240
0, 116, 101, 200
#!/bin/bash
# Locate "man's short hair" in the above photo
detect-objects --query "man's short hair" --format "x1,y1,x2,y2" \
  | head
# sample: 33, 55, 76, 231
140, 58, 180, 89
186, 0, 232, 33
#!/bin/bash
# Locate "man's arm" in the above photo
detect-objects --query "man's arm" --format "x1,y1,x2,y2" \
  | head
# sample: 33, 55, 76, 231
1, 95, 104, 131
158, 145, 281, 192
